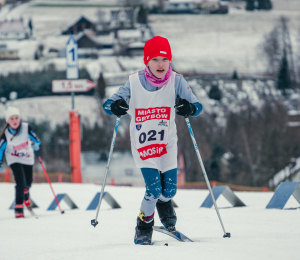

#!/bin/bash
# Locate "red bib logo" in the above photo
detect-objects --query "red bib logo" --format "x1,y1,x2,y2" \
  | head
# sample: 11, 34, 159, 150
137, 143, 167, 160
135, 107, 171, 123
13, 141, 28, 151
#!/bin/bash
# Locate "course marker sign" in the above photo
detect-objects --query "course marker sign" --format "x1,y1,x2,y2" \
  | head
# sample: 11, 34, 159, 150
66, 35, 78, 79
52, 79, 96, 93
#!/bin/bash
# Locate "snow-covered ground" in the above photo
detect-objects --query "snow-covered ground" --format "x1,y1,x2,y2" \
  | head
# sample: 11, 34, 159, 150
0, 182, 300, 260
0, 96, 103, 128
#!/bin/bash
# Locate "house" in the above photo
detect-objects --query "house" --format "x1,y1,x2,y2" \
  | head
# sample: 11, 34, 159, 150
194, 0, 229, 14
164, 0, 196, 13
62, 16, 96, 35
122, 41, 144, 57
268, 157, 300, 188
0, 19, 28, 40
94, 32, 117, 56
113, 29, 143, 55
109, 9, 134, 30
117, 29, 143, 46
0, 43, 19, 60
95, 32, 116, 49
75, 32, 98, 49
95, 9, 135, 34
288, 110, 300, 129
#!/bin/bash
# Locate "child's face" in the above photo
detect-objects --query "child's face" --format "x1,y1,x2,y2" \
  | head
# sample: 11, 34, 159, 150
7, 115, 20, 129
147, 56, 171, 79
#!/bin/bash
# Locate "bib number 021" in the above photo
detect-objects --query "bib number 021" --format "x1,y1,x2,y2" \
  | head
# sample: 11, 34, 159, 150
139, 130, 164, 144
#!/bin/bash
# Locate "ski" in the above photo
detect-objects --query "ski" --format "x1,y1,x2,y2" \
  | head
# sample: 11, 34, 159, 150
153, 226, 193, 242
25, 205, 38, 219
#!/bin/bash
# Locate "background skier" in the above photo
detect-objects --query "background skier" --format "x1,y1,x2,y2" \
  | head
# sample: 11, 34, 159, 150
0, 107, 41, 218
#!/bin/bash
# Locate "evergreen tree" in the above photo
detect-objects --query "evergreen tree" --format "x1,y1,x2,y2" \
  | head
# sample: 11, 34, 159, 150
232, 70, 239, 80
277, 50, 291, 96
258, 0, 272, 10
208, 83, 222, 101
137, 5, 147, 24
246, 0, 255, 11
97, 72, 106, 99
208, 143, 225, 181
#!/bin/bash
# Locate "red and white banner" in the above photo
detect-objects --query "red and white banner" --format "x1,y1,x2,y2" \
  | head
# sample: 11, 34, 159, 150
137, 143, 167, 160
13, 141, 28, 151
135, 107, 171, 123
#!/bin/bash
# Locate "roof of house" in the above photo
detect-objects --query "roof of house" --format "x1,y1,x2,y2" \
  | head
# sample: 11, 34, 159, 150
118, 30, 142, 39
41, 35, 70, 50
94, 32, 116, 44
61, 16, 95, 33
127, 41, 145, 49
0, 40, 21, 50
168, 0, 195, 3
0, 19, 26, 33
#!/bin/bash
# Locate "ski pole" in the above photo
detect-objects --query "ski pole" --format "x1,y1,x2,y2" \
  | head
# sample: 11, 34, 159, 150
185, 117, 230, 238
91, 116, 120, 227
35, 151, 65, 214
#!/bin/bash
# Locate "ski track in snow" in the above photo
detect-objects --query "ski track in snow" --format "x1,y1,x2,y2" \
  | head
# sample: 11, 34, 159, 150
0, 183, 299, 260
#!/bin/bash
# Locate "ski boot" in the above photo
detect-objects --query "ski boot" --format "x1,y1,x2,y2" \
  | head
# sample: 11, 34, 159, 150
14, 204, 24, 218
24, 188, 31, 207
134, 212, 154, 245
156, 199, 177, 232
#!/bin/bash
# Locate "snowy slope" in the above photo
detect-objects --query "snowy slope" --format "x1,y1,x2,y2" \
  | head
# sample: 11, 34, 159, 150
151, 1, 300, 75
0, 96, 103, 128
1, 183, 299, 260
1, 0, 299, 76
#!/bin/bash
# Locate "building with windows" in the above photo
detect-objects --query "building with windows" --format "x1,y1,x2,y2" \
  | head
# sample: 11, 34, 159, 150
0, 19, 28, 40
164, 0, 196, 13
0, 43, 19, 60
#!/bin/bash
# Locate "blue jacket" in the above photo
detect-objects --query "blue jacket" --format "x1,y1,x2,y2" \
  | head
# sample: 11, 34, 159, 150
103, 71, 202, 116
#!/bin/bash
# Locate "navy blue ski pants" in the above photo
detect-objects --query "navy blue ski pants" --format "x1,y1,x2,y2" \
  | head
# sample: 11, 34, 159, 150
140, 168, 177, 217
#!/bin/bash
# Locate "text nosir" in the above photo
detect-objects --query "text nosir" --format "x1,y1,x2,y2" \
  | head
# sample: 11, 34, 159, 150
135, 107, 171, 123
137, 143, 167, 160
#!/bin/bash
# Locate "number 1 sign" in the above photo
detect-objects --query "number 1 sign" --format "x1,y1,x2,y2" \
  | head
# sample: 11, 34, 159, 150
66, 35, 78, 79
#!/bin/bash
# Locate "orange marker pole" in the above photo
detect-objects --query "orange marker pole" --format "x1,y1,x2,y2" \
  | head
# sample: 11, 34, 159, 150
5, 168, 10, 182
69, 111, 82, 183
58, 172, 63, 183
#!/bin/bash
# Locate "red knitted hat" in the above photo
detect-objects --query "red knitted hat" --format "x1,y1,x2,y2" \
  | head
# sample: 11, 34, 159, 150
143, 36, 172, 65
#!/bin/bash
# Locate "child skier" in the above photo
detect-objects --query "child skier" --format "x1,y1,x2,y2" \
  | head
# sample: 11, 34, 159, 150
103, 36, 202, 245
0, 107, 41, 218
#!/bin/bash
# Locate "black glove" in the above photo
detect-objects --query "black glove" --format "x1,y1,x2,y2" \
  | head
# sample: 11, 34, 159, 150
111, 99, 129, 117
175, 98, 195, 117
